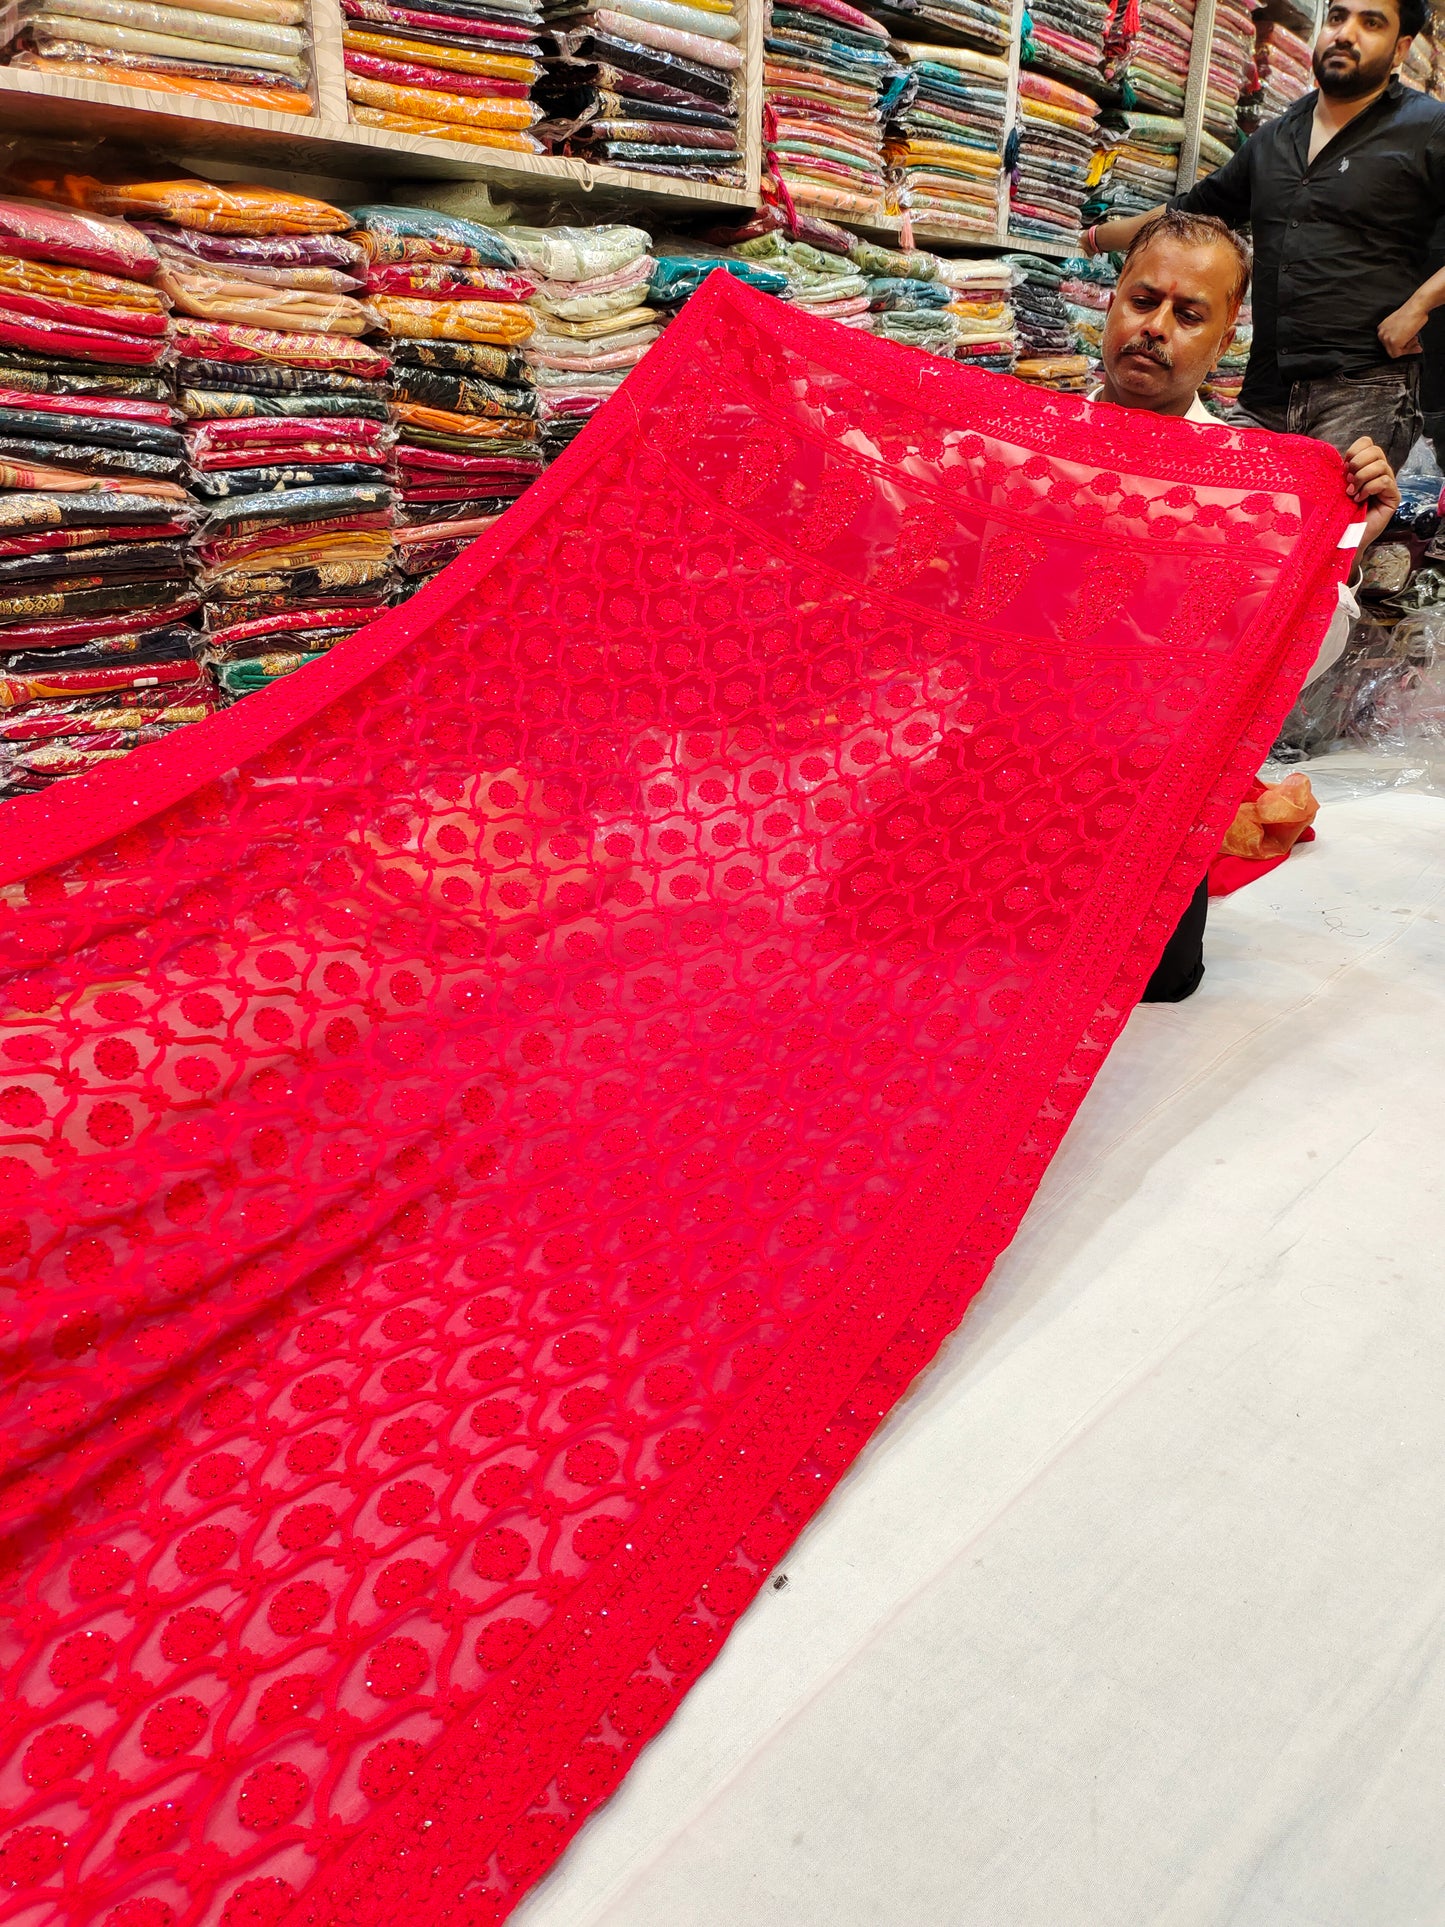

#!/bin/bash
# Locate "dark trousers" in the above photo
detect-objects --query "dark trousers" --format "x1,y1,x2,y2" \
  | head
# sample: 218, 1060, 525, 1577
1142, 876, 1209, 1003
1231, 361, 1422, 473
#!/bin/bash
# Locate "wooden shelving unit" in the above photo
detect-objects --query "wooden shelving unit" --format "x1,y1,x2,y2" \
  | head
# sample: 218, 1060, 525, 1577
0, 0, 762, 213
0, 0, 1300, 245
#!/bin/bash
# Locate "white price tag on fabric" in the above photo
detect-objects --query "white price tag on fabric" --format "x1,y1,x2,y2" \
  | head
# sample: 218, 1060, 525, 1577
1337, 520, 1368, 549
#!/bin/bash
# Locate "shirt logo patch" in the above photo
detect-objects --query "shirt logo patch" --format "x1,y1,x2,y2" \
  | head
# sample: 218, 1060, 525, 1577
1340, 157, 1350, 171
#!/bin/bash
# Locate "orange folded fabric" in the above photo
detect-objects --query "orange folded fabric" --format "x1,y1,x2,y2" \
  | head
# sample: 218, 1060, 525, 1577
1221, 772, 1319, 859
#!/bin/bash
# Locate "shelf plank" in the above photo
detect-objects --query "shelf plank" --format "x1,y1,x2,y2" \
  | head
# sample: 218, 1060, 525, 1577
0, 67, 757, 209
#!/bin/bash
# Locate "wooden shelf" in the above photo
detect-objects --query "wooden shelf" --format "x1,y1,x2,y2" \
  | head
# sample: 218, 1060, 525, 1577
0, 64, 757, 212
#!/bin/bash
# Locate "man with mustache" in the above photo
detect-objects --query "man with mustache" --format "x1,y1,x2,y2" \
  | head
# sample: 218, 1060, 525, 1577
1086, 0, 1444, 471
1094, 208, 1400, 999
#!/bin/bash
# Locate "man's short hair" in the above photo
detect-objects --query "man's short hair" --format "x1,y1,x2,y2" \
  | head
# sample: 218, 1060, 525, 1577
1399, 0, 1429, 37
1120, 209, 1253, 313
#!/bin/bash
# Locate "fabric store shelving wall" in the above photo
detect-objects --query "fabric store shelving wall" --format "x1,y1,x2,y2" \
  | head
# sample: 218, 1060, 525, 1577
0, 0, 1324, 244
0, 0, 763, 206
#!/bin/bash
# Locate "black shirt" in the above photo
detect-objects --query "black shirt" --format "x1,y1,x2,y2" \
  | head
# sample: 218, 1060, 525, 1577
1174, 79, 1445, 410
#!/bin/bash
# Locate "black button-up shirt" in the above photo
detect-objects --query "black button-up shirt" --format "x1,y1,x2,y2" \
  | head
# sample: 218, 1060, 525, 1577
1174, 79, 1445, 410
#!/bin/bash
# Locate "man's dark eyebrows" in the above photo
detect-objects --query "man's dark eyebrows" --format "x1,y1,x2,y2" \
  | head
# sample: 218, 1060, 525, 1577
1122, 276, 1216, 311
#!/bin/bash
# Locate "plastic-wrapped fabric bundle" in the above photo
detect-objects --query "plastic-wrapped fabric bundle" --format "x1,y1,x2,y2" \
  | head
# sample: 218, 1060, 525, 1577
934, 251, 1016, 369
5, 166, 353, 236
886, 42, 1008, 241
1203, 0, 1256, 141
1083, 110, 1184, 224
540, 0, 744, 181
107, 186, 399, 704
375, 208, 551, 597
340, 0, 546, 152
0, 191, 218, 795
1242, 16, 1312, 130
761, 0, 901, 220
1005, 251, 1090, 390
0, 0, 314, 107
1020, 0, 1109, 93
1057, 249, 1112, 374
1203, 291, 1250, 412
1009, 69, 1099, 244
1120, 0, 1196, 115
521, 225, 659, 451
868, 0, 1009, 50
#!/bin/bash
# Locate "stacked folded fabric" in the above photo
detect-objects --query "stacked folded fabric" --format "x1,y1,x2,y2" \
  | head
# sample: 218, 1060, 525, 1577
1019, 0, 1109, 93
1241, 16, 1311, 131
1010, 70, 1100, 245
0, 193, 215, 794
341, 0, 546, 150
511, 220, 658, 464
1195, 125, 1233, 182
1203, 0, 1256, 143
353, 205, 539, 597
540, 0, 743, 179
1006, 252, 1090, 390
1083, 110, 1184, 223
761, 0, 900, 220
1, 0, 314, 111
710, 229, 866, 320
1203, 292, 1250, 411
885, 43, 1008, 242
934, 252, 1016, 369
1058, 251, 1113, 371
1123, 0, 1196, 117
88, 181, 398, 703
801, 235, 999, 360
868, 0, 1009, 51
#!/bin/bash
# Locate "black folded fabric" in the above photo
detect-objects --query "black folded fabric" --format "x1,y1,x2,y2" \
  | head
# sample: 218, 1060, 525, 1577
399, 494, 523, 523
0, 351, 175, 400
390, 365, 537, 417
390, 340, 530, 381
0, 579, 194, 624
201, 481, 395, 534
567, 140, 741, 161
0, 436, 186, 481
176, 359, 389, 399
182, 389, 393, 422
0, 540, 191, 585
202, 583, 393, 623
551, 30, 734, 102
190, 462, 394, 497
0, 491, 197, 535
0, 407, 186, 458
3, 626, 200, 674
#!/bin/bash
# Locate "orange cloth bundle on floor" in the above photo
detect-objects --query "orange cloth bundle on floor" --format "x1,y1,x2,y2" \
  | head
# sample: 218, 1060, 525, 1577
1221, 772, 1320, 860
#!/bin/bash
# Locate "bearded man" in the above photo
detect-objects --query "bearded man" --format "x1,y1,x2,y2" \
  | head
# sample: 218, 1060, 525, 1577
1085, 0, 1445, 471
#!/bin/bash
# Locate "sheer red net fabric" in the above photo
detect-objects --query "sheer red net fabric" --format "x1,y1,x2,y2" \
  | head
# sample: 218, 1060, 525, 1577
0, 277, 1351, 1927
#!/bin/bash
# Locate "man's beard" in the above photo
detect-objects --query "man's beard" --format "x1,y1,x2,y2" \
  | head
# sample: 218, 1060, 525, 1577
1312, 40, 1395, 97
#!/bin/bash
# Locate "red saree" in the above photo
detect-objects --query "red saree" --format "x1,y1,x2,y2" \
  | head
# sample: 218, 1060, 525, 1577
0, 276, 1351, 1927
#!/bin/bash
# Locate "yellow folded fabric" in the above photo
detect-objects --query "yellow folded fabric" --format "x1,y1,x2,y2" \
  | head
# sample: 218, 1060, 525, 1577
345, 74, 540, 128
371, 294, 536, 342
0, 255, 169, 313
349, 105, 543, 149
342, 26, 538, 80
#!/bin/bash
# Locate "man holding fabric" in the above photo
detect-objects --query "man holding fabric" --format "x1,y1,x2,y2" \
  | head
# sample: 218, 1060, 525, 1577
1090, 208, 1400, 999
1084, 0, 1445, 470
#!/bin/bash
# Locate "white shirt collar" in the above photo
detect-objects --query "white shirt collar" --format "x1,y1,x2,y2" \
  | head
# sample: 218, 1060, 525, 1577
1089, 384, 1218, 425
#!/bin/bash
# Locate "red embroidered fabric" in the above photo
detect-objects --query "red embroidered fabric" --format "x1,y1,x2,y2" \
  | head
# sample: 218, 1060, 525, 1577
0, 277, 1352, 1927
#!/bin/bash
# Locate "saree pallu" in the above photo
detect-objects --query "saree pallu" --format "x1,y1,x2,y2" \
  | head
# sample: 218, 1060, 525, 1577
0, 278, 1352, 1927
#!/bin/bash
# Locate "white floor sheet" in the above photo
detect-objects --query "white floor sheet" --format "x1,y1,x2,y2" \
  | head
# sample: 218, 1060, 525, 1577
518, 785, 1445, 1927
